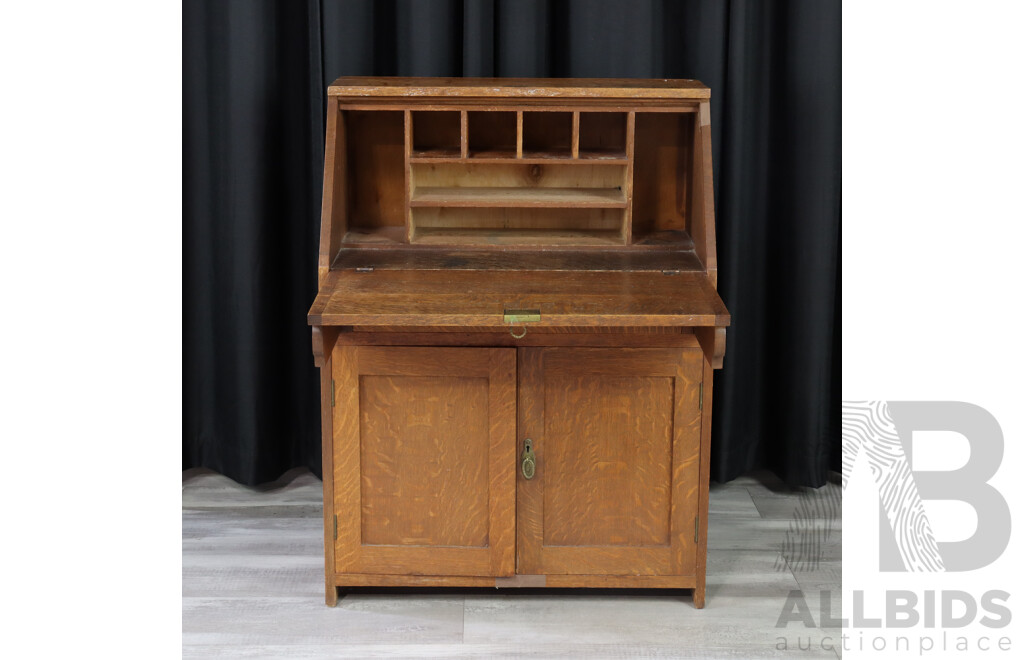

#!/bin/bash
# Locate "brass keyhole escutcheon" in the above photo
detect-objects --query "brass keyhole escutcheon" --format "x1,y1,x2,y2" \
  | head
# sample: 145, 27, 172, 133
521, 438, 536, 479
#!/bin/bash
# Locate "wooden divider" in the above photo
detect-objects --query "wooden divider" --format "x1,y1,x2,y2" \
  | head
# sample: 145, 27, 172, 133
397, 107, 649, 247
404, 110, 413, 243
571, 112, 580, 159
460, 110, 468, 159
624, 111, 635, 243
516, 111, 523, 158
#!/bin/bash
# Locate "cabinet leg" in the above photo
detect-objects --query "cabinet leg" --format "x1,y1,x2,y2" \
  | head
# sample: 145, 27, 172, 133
692, 585, 706, 609
325, 581, 339, 607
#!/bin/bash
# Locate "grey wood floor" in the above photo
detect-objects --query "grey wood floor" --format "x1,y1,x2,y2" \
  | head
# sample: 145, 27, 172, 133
183, 468, 841, 659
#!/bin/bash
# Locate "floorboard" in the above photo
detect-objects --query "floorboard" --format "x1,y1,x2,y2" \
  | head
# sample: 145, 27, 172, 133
183, 468, 842, 659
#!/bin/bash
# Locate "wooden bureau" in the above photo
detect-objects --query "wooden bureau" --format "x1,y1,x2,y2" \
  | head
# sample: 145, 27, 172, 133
308, 77, 729, 608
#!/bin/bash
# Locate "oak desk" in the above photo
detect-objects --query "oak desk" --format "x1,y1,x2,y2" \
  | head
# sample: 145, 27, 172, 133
309, 77, 730, 608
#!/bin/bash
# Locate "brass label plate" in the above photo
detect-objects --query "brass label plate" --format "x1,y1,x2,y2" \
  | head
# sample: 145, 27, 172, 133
503, 309, 541, 324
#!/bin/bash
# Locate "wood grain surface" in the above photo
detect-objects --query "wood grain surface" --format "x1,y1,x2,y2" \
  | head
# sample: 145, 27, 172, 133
578, 111, 628, 155
623, 111, 636, 243
517, 348, 704, 577
411, 207, 624, 233
410, 161, 626, 190
332, 346, 516, 577
358, 375, 490, 547
690, 101, 718, 286
329, 573, 700, 589
318, 354, 337, 606
317, 97, 345, 285
411, 110, 461, 153
695, 326, 727, 370
346, 111, 406, 231
543, 374, 673, 546
308, 269, 730, 327
331, 247, 702, 272
410, 227, 624, 247
328, 76, 711, 99
467, 110, 517, 154
693, 356, 716, 609
632, 112, 692, 239
336, 99, 702, 112
335, 331, 700, 347
410, 186, 627, 208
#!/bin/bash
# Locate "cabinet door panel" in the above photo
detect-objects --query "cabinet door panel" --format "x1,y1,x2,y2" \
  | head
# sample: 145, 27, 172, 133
517, 347, 703, 576
333, 346, 516, 576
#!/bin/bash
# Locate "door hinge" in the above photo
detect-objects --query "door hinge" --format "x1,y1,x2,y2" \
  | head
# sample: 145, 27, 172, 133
331, 380, 335, 407
695, 516, 700, 544
333, 514, 337, 540
699, 382, 704, 410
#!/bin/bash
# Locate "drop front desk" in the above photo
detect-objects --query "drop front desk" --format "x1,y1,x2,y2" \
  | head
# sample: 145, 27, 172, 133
308, 77, 730, 608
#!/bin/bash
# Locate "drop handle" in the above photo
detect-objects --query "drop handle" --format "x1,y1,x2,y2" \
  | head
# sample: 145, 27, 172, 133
521, 438, 536, 480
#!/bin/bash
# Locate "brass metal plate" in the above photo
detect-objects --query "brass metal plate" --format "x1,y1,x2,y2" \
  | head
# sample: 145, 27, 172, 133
503, 309, 541, 324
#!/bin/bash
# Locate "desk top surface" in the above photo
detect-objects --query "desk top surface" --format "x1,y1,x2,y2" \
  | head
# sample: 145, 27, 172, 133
308, 265, 729, 328
328, 76, 711, 100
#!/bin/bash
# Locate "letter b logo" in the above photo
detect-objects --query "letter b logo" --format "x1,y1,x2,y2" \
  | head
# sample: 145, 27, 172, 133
842, 401, 1010, 572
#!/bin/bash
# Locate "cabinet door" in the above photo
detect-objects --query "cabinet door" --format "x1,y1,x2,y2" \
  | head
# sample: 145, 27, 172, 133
333, 346, 516, 576
517, 347, 704, 576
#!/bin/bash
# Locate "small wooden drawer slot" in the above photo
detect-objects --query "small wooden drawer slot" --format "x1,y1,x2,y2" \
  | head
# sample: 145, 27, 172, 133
631, 112, 696, 244
468, 111, 517, 158
522, 111, 573, 158
341, 110, 406, 241
579, 112, 628, 160
411, 111, 462, 158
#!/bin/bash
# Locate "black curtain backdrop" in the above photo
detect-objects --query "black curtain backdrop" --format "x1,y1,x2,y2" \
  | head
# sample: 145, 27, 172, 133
184, 0, 840, 487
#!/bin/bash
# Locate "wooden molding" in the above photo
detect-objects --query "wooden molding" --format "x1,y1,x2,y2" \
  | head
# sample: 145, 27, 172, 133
311, 326, 340, 368
695, 326, 727, 369
333, 572, 697, 589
